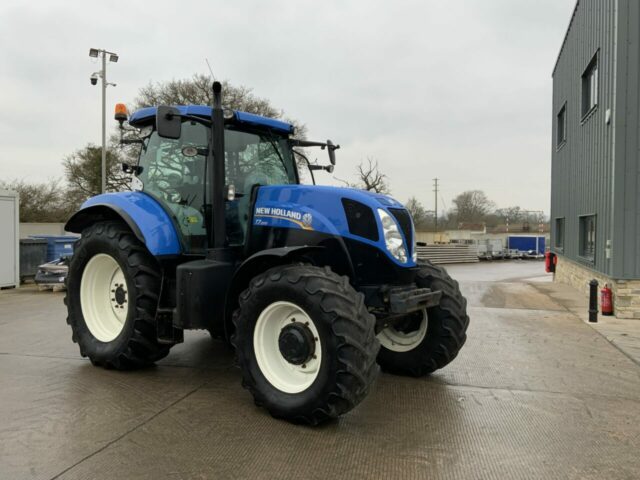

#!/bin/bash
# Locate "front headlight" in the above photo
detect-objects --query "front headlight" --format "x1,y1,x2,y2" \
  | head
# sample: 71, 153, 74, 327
377, 209, 408, 263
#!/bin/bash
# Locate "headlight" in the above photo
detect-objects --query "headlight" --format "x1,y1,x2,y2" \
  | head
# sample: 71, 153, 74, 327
377, 209, 408, 263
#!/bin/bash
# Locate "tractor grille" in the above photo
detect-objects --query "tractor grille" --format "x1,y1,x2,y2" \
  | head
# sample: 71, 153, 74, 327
342, 199, 379, 241
389, 208, 413, 253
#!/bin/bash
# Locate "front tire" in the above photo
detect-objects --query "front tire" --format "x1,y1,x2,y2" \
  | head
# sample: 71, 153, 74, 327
65, 221, 171, 369
232, 265, 380, 424
377, 261, 469, 376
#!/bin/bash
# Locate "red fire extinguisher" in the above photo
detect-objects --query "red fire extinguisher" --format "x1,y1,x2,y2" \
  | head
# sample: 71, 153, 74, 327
601, 284, 613, 316
545, 252, 556, 273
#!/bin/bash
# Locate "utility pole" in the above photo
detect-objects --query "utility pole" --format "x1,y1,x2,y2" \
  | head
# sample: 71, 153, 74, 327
89, 48, 119, 194
101, 52, 106, 194
433, 178, 439, 233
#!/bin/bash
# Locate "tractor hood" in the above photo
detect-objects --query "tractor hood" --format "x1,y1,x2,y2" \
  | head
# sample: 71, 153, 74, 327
253, 185, 416, 267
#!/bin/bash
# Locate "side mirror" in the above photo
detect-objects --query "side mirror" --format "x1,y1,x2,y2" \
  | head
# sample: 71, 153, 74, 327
327, 139, 339, 165
156, 106, 181, 139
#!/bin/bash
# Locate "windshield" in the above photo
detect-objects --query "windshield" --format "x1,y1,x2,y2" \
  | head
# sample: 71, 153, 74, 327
224, 128, 297, 194
136, 121, 297, 252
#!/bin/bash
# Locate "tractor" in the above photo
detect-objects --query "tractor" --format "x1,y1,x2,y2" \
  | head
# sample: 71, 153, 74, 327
64, 82, 469, 424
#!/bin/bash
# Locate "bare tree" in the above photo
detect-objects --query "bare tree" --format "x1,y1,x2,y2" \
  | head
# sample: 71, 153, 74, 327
494, 206, 523, 224
337, 158, 390, 194
405, 196, 429, 229
63, 144, 130, 206
133, 73, 306, 138
0, 179, 76, 222
451, 190, 494, 224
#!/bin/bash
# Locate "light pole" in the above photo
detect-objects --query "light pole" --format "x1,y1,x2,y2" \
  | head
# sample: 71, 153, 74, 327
89, 48, 118, 194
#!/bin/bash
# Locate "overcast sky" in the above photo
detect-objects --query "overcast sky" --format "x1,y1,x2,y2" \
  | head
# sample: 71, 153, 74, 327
0, 0, 575, 215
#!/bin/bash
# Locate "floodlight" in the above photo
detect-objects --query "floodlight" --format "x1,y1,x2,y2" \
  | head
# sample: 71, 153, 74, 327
89, 48, 99, 58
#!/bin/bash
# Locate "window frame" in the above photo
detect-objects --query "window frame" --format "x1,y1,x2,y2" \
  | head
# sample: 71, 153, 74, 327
554, 217, 565, 251
578, 214, 596, 263
581, 51, 599, 122
556, 102, 567, 149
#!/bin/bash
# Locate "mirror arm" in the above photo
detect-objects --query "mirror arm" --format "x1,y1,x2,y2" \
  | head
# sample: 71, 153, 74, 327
309, 165, 334, 173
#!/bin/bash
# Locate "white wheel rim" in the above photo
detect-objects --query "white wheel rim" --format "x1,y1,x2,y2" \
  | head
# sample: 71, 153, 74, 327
253, 301, 322, 394
378, 309, 428, 353
80, 253, 129, 342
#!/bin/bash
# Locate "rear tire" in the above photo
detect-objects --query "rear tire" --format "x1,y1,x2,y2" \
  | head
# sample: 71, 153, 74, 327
65, 221, 171, 369
232, 265, 379, 425
377, 261, 469, 376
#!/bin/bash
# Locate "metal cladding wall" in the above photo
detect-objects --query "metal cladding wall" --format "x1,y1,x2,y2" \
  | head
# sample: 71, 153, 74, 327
612, 0, 640, 278
551, 0, 619, 277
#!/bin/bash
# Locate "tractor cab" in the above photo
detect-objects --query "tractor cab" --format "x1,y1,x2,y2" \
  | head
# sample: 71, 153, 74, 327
125, 106, 321, 254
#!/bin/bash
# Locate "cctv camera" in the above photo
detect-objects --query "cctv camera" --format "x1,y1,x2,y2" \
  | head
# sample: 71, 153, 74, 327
90, 73, 98, 86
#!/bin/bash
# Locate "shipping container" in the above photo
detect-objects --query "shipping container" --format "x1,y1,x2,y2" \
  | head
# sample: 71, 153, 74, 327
0, 190, 19, 288
507, 236, 546, 254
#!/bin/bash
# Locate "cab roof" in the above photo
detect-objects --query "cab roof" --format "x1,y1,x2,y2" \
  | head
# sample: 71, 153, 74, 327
128, 105, 295, 135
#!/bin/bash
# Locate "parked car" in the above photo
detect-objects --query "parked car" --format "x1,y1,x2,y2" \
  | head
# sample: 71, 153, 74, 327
35, 257, 70, 291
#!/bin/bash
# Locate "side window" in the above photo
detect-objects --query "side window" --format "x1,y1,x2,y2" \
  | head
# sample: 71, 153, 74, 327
554, 217, 565, 250
579, 215, 596, 262
556, 103, 567, 148
137, 122, 209, 252
581, 52, 598, 119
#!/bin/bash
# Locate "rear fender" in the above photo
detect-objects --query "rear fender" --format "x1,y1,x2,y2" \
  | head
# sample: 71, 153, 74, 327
64, 192, 181, 257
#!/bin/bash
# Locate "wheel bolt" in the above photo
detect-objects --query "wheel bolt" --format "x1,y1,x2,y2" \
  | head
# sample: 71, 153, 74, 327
291, 318, 296, 323
111, 298, 115, 301
314, 337, 318, 342
301, 364, 306, 369
312, 355, 317, 359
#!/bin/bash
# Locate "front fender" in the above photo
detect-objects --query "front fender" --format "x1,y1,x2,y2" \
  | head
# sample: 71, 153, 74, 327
222, 245, 329, 340
65, 192, 181, 256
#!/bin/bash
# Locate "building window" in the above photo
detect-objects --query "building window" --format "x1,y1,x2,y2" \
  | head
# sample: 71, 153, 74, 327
557, 104, 567, 147
554, 217, 565, 250
581, 52, 598, 119
579, 215, 596, 262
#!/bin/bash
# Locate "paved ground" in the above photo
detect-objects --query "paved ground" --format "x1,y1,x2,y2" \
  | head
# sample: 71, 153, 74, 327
1, 260, 640, 479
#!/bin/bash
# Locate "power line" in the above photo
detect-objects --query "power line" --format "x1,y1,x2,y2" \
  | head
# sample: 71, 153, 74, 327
433, 178, 439, 232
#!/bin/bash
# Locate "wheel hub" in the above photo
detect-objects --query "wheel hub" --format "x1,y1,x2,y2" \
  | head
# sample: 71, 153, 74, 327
80, 254, 129, 342
278, 322, 315, 365
113, 285, 127, 306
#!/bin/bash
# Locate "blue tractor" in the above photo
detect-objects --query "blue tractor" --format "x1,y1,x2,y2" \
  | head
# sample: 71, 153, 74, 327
65, 82, 469, 424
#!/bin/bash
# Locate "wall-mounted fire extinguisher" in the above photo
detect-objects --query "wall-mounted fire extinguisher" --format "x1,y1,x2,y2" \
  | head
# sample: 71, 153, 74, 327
545, 252, 557, 273
601, 284, 613, 316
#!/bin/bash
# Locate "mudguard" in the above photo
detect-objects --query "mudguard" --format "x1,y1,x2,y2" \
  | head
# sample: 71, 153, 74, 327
64, 192, 181, 256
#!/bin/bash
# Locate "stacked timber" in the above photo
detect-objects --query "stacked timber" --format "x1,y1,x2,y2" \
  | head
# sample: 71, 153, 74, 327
415, 244, 479, 265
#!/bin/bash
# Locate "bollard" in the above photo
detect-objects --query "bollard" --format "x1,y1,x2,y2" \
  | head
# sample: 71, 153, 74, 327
588, 279, 598, 323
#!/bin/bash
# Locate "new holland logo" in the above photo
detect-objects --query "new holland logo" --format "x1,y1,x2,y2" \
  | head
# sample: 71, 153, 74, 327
254, 207, 314, 231
302, 213, 313, 227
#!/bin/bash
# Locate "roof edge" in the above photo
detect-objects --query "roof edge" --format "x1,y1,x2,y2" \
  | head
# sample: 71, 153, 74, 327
552, 0, 581, 77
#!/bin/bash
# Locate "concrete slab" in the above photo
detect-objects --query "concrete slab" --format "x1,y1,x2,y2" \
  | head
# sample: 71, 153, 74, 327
1, 263, 639, 479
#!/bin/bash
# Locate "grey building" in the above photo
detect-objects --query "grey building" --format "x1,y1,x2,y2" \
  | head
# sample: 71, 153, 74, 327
551, 0, 640, 318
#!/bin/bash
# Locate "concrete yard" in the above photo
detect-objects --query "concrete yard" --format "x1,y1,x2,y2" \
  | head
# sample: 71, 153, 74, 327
1, 261, 639, 479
